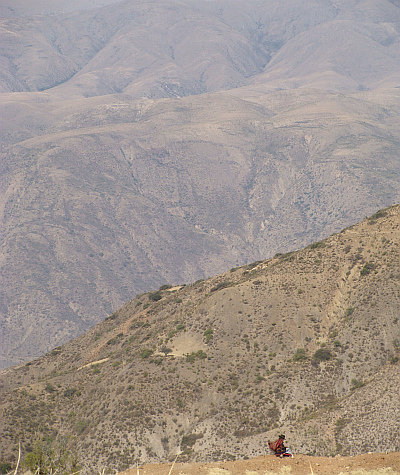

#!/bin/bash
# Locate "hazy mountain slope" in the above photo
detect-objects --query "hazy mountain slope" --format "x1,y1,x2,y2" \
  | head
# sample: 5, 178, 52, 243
0, 0, 123, 17
1, 0, 399, 97
2, 88, 400, 367
0, 206, 400, 471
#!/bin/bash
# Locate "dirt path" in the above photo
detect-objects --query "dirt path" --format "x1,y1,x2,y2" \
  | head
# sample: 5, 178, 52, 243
122, 453, 400, 475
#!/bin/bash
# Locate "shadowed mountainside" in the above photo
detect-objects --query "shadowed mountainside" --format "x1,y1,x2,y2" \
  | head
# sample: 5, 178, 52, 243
1, 206, 400, 472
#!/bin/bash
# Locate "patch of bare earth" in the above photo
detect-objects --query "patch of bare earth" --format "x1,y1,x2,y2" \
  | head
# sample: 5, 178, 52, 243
124, 453, 400, 475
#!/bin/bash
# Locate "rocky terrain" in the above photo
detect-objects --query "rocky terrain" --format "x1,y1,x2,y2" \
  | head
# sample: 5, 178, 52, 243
0, 206, 399, 472
1, 0, 400, 367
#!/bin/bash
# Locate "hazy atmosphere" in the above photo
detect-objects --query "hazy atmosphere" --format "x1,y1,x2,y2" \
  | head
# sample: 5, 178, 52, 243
0, 1, 400, 471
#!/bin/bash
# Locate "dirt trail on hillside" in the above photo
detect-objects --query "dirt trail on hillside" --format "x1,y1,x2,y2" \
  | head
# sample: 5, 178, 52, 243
123, 453, 400, 475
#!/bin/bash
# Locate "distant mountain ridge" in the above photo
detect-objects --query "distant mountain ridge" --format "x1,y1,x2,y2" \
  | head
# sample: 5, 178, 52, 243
1, 206, 400, 471
1, 0, 400, 96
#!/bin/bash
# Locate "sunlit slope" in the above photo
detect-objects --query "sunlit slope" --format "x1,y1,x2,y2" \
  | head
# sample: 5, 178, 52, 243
1, 206, 400, 470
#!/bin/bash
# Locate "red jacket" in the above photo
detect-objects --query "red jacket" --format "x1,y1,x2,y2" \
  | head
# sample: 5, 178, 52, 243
268, 438, 285, 453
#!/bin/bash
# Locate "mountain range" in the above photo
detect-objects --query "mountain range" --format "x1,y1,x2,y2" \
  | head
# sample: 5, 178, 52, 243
1, 0, 400, 367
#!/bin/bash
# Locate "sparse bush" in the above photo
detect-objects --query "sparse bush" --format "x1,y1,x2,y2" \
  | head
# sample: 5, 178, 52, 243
293, 348, 307, 361
369, 209, 387, 220
24, 437, 80, 475
204, 328, 213, 341
159, 284, 172, 291
181, 433, 203, 448
105, 312, 118, 321
63, 388, 80, 398
313, 348, 332, 361
160, 347, 172, 356
148, 292, 162, 301
141, 348, 154, 359
309, 241, 325, 249
0, 463, 11, 474
351, 379, 365, 390
360, 262, 375, 276
210, 281, 231, 292
75, 420, 89, 434
345, 307, 354, 317
186, 350, 207, 363
45, 383, 55, 393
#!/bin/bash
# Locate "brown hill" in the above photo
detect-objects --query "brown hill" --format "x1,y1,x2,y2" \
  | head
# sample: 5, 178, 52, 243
1, 206, 400, 472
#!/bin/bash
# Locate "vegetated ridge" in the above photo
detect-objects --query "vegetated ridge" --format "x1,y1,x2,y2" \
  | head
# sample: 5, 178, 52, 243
0, 205, 400, 472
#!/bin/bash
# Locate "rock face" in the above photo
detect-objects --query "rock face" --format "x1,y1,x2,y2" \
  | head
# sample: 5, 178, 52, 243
1, 207, 400, 471
1, 0, 400, 367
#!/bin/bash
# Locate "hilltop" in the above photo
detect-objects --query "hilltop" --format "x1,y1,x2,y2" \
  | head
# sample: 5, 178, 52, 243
0, 205, 400, 472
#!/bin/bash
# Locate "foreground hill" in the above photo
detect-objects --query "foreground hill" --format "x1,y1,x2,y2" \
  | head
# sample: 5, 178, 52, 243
1, 206, 400, 472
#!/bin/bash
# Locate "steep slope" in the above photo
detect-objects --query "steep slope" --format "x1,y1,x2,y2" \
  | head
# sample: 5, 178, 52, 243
2, 88, 400, 367
1, 0, 400, 97
1, 206, 399, 472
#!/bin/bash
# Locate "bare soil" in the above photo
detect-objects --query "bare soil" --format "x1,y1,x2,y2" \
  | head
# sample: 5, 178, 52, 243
125, 453, 400, 475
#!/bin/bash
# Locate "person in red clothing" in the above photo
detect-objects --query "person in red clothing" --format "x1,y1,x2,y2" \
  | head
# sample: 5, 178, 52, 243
268, 434, 292, 457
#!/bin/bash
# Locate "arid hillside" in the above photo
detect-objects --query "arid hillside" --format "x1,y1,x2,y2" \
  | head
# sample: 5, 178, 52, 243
1, 206, 399, 473
1, 0, 400, 367
1, 0, 400, 96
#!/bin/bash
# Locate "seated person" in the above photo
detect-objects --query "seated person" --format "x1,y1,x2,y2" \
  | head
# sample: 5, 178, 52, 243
268, 434, 292, 457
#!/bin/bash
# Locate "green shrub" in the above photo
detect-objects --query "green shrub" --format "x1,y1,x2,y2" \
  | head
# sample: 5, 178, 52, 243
45, 383, 55, 393
0, 463, 11, 474
345, 307, 354, 317
360, 262, 375, 276
141, 348, 154, 359
293, 348, 307, 361
148, 292, 162, 301
369, 209, 387, 220
24, 437, 80, 475
309, 241, 325, 249
159, 284, 172, 291
75, 420, 89, 434
63, 388, 80, 397
313, 348, 332, 361
204, 328, 213, 341
351, 379, 365, 390
181, 433, 203, 448
210, 281, 231, 292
